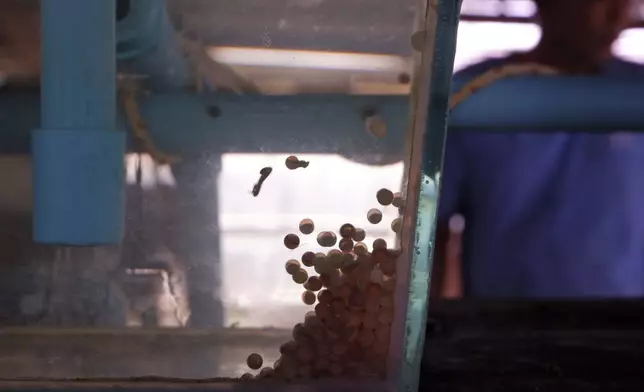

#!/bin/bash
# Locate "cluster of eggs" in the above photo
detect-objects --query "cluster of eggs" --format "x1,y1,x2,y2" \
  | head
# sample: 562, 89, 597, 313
240, 188, 406, 381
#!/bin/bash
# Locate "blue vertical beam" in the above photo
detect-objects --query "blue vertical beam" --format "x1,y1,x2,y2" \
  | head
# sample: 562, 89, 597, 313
32, 0, 125, 245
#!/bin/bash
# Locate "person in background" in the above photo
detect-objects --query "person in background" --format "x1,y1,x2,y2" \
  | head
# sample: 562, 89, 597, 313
433, 0, 644, 298
0, 0, 40, 86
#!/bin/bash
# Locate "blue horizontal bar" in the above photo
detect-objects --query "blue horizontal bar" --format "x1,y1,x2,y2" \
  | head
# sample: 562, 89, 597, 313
450, 76, 644, 130
0, 76, 643, 155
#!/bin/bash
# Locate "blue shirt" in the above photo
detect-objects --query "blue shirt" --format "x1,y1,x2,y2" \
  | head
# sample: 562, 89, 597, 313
439, 57, 644, 298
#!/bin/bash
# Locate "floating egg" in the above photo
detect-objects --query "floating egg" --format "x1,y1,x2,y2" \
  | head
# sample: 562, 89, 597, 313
247, 353, 263, 370
285, 259, 301, 275
367, 209, 383, 224
352, 228, 366, 242
299, 218, 315, 235
390, 218, 402, 234
301, 251, 315, 267
292, 268, 308, 284
284, 233, 300, 249
302, 290, 317, 305
317, 231, 337, 247
376, 188, 394, 206
339, 223, 356, 238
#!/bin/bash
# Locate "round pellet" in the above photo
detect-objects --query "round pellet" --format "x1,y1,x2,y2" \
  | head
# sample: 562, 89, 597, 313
285, 259, 301, 275
314, 254, 333, 275
305, 276, 323, 291
372, 248, 390, 264
367, 209, 383, 224
239, 372, 254, 380
302, 290, 317, 305
304, 311, 321, 328
276, 358, 298, 380
326, 249, 343, 268
299, 218, 315, 235
339, 223, 356, 238
352, 227, 366, 242
284, 233, 300, 249
247, 353, 263, 370
317, 289, 333, 304
315, 303, 331, 319
301, 251, 315, 267
341, 253, 359, 271
317, 231, 337, 247
373, 238, 387, 250
391, 218, 402, 234
339, 238, 354, 252
297, 344, 315, 364
280, 341, 297, 354
313, 252, 327, 267
259, 367, 274, 378
292, 323, 307, 341
353, 242, 368, 255
293, 268, 308, 284
321, 273, 341, 291
376, 188, 394, 206
392, 192, 405, 208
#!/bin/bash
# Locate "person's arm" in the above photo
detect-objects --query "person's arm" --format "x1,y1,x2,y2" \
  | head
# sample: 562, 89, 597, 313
430, 133, 469, 299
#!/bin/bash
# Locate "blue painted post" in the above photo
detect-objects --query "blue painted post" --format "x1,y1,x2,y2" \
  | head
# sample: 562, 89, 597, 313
32, 0, 125, 245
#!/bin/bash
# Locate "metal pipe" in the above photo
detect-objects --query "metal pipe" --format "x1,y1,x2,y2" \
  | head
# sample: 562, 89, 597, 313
32, 0, 125, 245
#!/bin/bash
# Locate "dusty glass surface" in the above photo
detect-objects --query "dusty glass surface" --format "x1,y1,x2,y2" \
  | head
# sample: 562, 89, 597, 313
0, 0, 457, 389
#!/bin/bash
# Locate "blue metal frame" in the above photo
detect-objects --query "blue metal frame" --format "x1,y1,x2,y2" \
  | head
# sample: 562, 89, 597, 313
2, 77, 644, 157
32, 0, 125, 246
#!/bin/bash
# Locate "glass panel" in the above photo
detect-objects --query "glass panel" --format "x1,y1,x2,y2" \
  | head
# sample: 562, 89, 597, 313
0, 0, 458, 390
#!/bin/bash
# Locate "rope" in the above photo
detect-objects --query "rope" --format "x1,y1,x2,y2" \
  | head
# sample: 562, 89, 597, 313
118, 33, 259, 166
119, 78, 181, 166
449, 63, 559, 109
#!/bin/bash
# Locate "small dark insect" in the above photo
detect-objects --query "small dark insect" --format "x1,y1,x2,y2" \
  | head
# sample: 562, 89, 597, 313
252, 166, 273, 197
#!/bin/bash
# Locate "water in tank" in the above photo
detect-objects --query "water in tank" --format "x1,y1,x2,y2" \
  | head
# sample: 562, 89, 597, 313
0, 0, 459, 391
